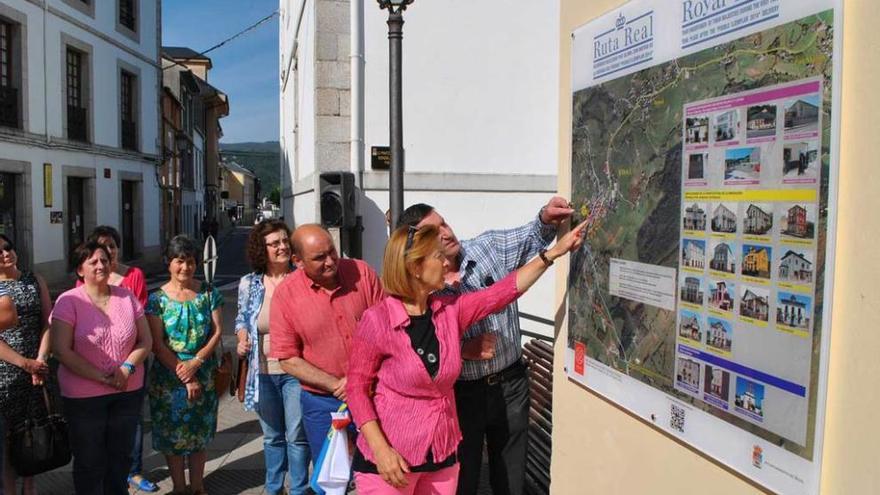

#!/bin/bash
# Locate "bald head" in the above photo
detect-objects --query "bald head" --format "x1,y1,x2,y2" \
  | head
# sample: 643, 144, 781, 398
291, 224, 339, 289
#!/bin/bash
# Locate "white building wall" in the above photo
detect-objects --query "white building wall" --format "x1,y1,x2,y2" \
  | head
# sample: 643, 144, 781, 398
280, 0, 561, 337
0, 0, 161, 283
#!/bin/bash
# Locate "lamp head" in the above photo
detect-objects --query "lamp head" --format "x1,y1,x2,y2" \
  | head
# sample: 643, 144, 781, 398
377, 0, 414, 14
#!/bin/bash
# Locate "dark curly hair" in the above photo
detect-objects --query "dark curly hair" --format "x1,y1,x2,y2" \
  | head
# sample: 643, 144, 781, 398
246, 219, 291, 273
87, 225, 121, 247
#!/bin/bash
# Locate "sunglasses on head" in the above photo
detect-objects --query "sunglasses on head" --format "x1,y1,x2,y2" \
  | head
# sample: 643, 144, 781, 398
405, 225, 418, 252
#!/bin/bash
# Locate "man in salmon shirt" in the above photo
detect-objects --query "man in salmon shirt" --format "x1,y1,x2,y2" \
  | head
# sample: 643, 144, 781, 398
398, 196, 574, 495
268, 224, 385, 463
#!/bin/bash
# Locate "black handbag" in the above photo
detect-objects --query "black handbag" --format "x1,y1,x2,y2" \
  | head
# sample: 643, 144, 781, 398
7, 386, 71, 476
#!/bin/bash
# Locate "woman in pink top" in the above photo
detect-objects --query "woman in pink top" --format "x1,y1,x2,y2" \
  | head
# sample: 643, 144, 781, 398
51, 241, 152, 495
347, 220, 587, 494
77, 225, 154, 491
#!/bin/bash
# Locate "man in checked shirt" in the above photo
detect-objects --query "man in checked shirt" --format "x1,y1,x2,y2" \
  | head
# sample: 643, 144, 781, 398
398, 197, 574, 495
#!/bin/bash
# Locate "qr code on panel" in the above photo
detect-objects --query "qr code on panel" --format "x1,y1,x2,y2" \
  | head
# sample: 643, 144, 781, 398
670, 404, 686, 433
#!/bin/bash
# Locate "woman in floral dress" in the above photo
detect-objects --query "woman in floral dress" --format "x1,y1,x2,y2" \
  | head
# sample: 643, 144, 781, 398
147, 236, 223, 495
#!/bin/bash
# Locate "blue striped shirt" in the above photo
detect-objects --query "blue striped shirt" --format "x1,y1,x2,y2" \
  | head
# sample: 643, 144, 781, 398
439, 214, 555, 380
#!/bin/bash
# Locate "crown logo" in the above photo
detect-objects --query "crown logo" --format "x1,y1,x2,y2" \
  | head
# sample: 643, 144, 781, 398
616, 13, 626, 29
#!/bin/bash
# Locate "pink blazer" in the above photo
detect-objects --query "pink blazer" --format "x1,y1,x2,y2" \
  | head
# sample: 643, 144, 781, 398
346, 273, 522, 466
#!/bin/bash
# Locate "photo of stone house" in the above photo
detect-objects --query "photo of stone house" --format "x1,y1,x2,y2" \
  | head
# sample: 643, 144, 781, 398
742, 244, 772, 278
709, 241, 736, 273
704, 365, 730, 400
712, 203, 737, 233
681, 239, 706, 269
683, 203, 706, 231
784, 95, 820, 133
681, 276, 704, 305
707, 317, 732, 352
776, 292, 812, 330
778, 250, 813, 283
740, 286, 770, 321
743, 203, 773, 235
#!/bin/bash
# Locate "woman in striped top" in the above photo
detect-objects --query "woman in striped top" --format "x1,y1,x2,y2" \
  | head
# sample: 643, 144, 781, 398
347, 220, 587, 494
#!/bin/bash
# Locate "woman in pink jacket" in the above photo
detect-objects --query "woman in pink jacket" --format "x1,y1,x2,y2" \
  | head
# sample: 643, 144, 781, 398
347, 220, 587, 494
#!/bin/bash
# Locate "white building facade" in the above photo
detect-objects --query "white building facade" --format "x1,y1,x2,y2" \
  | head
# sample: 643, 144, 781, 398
279, 0, 560, 337
0, 0, 161, 284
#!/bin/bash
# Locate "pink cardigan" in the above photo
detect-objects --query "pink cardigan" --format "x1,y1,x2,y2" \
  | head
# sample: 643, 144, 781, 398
346, 273, 522, 466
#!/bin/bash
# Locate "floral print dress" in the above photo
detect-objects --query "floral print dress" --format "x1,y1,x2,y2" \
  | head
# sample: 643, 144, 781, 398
146, 284, 223, 455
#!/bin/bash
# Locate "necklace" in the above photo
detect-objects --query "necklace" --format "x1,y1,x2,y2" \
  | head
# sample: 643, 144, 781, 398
86, 287, 111, 309
264, 271, 289, 292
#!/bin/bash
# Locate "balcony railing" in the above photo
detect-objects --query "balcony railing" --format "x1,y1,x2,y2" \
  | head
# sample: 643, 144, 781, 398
121, 120, 137, 151
67, 105, 88, 142
0, 86, 19, 128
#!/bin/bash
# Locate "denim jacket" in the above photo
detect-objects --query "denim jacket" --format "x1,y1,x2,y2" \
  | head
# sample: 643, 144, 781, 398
234, 272, 267, 411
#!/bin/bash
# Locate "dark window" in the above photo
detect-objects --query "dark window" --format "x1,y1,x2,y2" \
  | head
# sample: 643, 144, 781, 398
66, 47, 88, 142
119, 0, 136, 32
0, 19, 18, 128
120, 70, 137, 150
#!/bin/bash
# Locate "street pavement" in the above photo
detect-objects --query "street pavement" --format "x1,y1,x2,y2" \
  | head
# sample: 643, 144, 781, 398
33, 226, 492, 494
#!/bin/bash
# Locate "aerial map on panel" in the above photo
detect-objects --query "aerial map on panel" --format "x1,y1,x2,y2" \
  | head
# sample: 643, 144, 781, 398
567, 11, 833, 459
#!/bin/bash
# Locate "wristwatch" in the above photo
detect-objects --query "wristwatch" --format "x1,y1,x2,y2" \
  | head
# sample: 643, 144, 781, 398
121, 362, 136, 374
538, 249, 554, 267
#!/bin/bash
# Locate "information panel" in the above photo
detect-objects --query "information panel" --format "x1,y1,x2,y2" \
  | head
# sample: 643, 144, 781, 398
566, 1, 841, 493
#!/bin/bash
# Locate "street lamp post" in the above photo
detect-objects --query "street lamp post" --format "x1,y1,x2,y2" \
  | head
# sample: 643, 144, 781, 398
377, 0, 414, 229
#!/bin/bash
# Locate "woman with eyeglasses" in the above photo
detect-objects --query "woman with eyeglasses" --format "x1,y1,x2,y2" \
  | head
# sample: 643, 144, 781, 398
0, 234, 52, 495
77, 225, 155, 492
234, 220, 311, 495
346, 220, 588, 494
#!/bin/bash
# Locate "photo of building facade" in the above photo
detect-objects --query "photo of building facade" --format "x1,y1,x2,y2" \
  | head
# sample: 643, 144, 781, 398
712, 203, 737, 232
679, 311, 702, 341
682, 239, 706, 269
688, 153, 706, 179
782, 204, 815, 238
709, 280, 735, 311
743, 203, 773, 235
742, 245, 772, 278
677, 358, 701, 389
683, 203, 706, 230
740, 287, 770, 321
784, 95, 820, 132
704, 365, 730, 400
710, 241, 736, 273
686, 116, 709, 144
681, 276, 704, 305
715, 109, 739, 142
735, 378, 765, 417
746, 104, 777, 138
777, 292, 812, 330
778, 250, 813, 283
707, 318, 733, 352
783, 141, 819, 177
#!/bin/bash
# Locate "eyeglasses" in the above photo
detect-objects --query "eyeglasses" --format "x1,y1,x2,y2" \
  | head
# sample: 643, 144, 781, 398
0, 243, 14, 253
265, 238, 291, 249
405, 226, 418, 252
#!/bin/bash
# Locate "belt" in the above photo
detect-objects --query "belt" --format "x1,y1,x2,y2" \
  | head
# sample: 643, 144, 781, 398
463, 359, 528, 387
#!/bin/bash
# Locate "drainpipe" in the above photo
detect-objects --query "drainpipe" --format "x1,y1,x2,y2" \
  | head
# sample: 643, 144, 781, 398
350, 0, 365, 189
42, 0, 49, 143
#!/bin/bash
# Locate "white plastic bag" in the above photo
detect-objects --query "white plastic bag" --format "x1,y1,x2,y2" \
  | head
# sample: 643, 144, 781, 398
311, 410, 352, 495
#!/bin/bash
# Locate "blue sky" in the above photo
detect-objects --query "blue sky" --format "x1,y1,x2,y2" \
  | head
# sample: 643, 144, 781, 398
162, 0, 279, 143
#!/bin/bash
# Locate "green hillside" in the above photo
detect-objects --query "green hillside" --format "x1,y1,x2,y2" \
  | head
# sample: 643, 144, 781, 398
220, 141, 281, 197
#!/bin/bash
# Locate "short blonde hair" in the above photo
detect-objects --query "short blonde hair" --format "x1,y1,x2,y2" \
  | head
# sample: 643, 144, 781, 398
382, 225, 440, 301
